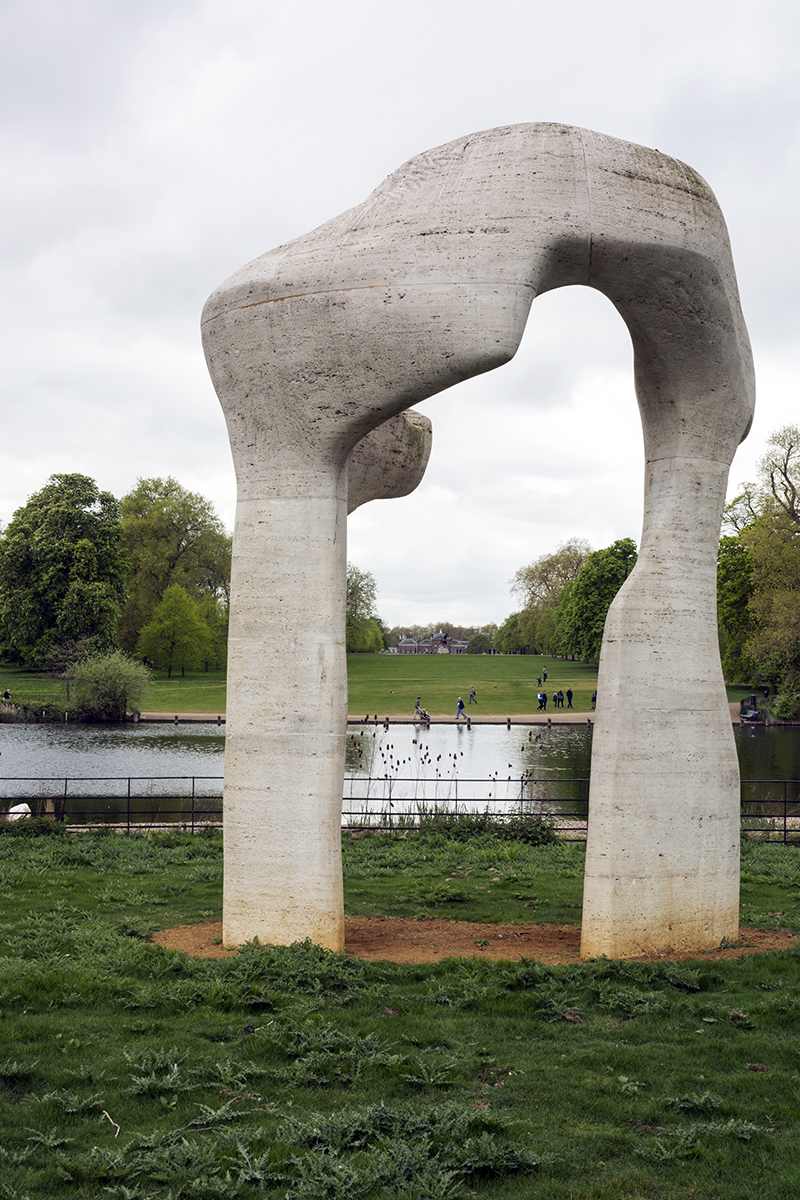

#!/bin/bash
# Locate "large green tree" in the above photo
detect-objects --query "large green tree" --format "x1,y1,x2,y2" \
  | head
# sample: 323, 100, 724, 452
0, 474, 127, 665
510, 538, 592, 652
118, 477, 231, 654
346, 563, 384, 652
466, 632, 492, 654
717, 534, 756, 683
562, 538, 638, 661
718, 425, 800, 703
493, 612, 528, 653
137, 584, 210, 678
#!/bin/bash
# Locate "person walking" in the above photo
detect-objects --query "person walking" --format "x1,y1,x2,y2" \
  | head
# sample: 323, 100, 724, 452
566, 688, 573, 709
414, 697, 422, 717
541, 691, 548, 711
591, 691, 597, 709
537, 690, 544, 710
468, 685, 477, 704
456, 696, 467, 721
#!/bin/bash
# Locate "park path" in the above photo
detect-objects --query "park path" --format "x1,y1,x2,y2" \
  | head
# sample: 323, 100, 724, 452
137, 703, 745, 725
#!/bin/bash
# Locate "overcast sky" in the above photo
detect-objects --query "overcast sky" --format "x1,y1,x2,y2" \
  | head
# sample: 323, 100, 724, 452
2, 0, 798, 629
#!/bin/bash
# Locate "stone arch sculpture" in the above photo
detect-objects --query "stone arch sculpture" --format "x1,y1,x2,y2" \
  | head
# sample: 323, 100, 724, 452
202, 123, 754, 959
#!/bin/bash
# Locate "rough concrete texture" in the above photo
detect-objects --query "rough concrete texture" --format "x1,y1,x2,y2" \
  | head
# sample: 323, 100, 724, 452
347, 409, 432, 515
202, 123, 754, 955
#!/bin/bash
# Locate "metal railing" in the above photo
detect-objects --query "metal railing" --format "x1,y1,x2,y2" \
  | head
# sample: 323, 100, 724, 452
342, 775, 590, 836
0, 776, 224, 832
0, 774, 798, 843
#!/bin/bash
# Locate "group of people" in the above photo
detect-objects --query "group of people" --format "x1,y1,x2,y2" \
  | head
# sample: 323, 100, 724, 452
536, 688, 573, 711
411, 678, 592, 720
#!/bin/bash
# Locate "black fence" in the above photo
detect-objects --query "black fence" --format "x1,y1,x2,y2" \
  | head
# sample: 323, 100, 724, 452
0, 775, 798, 844
0, 777, 224, 832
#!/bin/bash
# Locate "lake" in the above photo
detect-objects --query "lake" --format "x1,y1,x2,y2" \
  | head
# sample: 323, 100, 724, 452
0, 719, 797, 825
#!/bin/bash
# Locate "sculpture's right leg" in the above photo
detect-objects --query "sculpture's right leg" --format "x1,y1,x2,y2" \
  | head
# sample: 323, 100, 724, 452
580, 233, 754, 958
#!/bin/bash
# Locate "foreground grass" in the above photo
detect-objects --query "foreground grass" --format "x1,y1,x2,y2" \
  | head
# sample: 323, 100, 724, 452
0, 826, 798, 1198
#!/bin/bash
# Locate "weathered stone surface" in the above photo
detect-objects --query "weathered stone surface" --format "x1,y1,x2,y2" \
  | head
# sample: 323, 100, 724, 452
202, 123, 753, 954
347, 410, 432, 515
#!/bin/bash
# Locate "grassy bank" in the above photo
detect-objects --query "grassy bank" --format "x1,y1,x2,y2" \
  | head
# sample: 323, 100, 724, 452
0, 658, 768, 719
0, 664, 228, 717
2, 657, 587, 718
0, 825, 798, 1198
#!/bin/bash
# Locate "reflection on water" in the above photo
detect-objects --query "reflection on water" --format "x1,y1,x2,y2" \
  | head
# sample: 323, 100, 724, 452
0, 719, 798, 814
346, 722, 593, 780
347, 722, 800, 783
0, 723, 225, 784
344, 723, 594, 817
735, 723, 800, 779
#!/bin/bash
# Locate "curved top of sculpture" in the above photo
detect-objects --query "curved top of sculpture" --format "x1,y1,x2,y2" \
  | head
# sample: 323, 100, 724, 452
203, 122, 754, 491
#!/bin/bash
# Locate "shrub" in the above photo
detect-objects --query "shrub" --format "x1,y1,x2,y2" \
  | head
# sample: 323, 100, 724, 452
5, 693, 65, 721
417, 809, 558, 845
68, 650, 150, 721
496, 813, 559, 845
769, 692, 800, 721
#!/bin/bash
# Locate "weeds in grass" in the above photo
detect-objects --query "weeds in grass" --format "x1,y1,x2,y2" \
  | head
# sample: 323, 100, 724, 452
0, 830, 797, 1198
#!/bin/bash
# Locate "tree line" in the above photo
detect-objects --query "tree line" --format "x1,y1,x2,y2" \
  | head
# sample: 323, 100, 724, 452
718, 424, 800, 717
10, 423, 796, 714
0, 474, 231, 681
495, 536, 638, 660
494, 424, 800, 720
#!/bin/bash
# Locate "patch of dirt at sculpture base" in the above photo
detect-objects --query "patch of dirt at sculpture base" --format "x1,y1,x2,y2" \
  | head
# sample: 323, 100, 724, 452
152, 918, 796, 965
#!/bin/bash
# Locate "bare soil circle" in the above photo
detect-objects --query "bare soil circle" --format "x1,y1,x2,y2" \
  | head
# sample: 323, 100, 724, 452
152, 918, 796, 965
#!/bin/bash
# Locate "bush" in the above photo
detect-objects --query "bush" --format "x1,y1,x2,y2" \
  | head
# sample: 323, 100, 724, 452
497, 813, 560, 845
68, 650, 151, 721
769, 692, 800, 721
5, 693, 65, 721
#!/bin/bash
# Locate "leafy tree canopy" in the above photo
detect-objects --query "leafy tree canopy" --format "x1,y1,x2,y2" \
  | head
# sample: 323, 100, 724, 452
119, 477, 231, 653
563, 538, 638, 662
346, 563, 384, 652
510, 538, 592, 653
510, 538, 592, 611
466, 632, 492, 654
137, 584, 210, 678
0, 474, 127, 665
719, 425, 800, 699
717, 535, 756, 683
493, 612, 528, 654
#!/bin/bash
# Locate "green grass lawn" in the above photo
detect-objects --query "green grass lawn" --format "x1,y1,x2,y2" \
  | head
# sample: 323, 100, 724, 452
0, 663, 228, 716
348, 653, 597, 717
2, 657, 592, 718
0, 824, 798, 1199
0, 657, 768, 720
